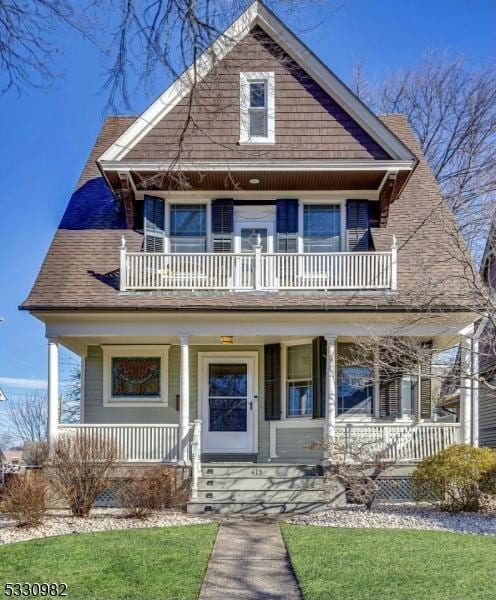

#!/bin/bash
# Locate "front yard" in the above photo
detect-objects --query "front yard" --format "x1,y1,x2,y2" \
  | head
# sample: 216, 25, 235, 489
281, 525, 496, 600
0, 524, 218, 600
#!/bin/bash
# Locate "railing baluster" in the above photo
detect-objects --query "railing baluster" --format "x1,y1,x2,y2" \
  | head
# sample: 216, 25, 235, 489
122, 250, 398, 292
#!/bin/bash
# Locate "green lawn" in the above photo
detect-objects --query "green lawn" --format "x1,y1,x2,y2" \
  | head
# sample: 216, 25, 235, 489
0, 524, 218, 600
281, 525, 496, 600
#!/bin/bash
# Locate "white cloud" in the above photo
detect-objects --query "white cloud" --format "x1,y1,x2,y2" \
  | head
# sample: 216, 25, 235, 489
0, 377, 47, 389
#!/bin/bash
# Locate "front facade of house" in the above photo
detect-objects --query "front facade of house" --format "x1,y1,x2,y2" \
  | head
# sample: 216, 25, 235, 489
23, 3, 479, 504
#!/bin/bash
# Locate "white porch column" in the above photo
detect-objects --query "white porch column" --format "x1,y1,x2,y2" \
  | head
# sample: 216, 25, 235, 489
325, 335, 338, 448
460, 333, 473, 445
472, 337, 479, 446
47, 337, 59, 446
179, 335, 191, 464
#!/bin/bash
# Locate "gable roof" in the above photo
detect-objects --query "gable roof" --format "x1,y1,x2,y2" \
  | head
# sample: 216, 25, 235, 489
99, 1, 415, 164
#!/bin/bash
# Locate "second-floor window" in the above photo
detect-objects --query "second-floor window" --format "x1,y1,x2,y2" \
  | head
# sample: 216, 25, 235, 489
303, 205, 341, 252
240, 72, 275, 143
170, 204, 207, 252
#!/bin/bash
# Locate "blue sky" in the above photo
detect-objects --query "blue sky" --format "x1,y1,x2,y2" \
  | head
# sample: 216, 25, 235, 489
0, 0, 494, 403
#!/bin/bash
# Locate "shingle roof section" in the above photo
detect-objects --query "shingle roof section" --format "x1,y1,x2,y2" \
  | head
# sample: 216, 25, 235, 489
21, 115, 479, 312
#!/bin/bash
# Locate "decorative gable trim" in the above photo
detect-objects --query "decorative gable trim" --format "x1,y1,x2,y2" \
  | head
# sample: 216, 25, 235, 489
98, 1, 415, 164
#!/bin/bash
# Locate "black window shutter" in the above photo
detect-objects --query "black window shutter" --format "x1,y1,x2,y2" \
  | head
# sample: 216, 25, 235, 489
420, 341, 433, 418
379, 365, 402, 418
312, 336, 327, 419
276, 199, 299, 252
346, 199, 370, 251
212, 199, 234, 252
264, 343, 281, 421
144, 195, 165, 252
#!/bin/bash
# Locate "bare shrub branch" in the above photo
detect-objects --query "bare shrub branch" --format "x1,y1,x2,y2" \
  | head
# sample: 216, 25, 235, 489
2, 471, 49, 527
48, 433, 118, 517
313, 437, 392, 510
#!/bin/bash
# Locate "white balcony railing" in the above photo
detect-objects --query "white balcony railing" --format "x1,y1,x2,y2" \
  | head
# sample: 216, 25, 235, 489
119, 237, 398, 292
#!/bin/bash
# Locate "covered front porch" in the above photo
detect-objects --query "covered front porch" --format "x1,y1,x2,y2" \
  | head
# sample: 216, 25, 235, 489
43, 311, 477, 471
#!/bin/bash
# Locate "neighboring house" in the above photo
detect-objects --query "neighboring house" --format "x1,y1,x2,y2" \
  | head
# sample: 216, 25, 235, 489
477, 217, 496, 447
21, 1, 479, 512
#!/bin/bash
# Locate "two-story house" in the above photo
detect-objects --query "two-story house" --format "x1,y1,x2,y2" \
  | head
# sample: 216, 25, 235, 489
22, 1, 479, 513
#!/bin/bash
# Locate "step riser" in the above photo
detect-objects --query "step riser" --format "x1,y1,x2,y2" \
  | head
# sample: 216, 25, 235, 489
202, 466, 319, 478
187, 501, 330, 515
188, 463, 339, 515
198, 477, 325, 491
196, 490, 326, 502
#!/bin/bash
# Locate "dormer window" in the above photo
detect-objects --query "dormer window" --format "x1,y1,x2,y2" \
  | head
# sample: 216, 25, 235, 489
240, 72, 275, 143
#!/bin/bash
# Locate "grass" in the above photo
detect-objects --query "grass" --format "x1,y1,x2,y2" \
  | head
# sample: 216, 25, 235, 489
0, 524, 218, 600
281, 524, 496, 600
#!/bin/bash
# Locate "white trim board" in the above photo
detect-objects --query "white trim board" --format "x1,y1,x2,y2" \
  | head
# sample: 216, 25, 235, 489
98, 1, 415, 163
239, 71, 275, 144
100, 159, 415, 173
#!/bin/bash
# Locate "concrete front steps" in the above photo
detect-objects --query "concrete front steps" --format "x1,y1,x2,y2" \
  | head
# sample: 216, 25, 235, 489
187, 463, 344, 515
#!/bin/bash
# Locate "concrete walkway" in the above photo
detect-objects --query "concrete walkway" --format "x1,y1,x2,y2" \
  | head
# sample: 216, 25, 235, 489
199, 521, 302, 599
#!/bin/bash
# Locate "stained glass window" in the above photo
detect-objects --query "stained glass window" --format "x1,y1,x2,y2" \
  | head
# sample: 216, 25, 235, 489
111, 357, 161, 398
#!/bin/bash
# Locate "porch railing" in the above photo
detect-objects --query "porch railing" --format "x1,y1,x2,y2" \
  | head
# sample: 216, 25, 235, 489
334, 422, 461, 462
119, 237, 398, 292
57, 423, 181, 463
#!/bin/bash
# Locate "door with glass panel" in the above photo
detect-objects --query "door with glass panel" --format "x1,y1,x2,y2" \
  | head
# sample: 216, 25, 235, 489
202, 356, 256, 453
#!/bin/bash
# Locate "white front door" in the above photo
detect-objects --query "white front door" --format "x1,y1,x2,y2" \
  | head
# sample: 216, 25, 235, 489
200, 355, 257, 454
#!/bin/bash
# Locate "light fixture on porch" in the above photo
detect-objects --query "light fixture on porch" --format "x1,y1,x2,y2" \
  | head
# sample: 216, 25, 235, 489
249, 178, 260, 185
220, 335, 234, 345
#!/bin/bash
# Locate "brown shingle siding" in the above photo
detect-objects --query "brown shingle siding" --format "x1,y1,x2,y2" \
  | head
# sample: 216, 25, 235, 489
126, 27, 390, 162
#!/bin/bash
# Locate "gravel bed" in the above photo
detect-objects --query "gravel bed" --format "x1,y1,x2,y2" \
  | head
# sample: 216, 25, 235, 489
0, 508, 212, 545
290, 503, 496, 536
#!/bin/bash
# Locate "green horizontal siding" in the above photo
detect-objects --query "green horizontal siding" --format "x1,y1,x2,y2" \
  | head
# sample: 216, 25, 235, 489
83, 344, 326, 462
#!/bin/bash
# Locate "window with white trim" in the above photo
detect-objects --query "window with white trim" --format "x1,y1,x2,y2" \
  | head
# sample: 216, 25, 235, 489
337, 343, 374, 416
170, 204, 207, 252
303, 205, 341, 253
102, 346, 169, 406
240, 72, 275, 143
286, 344, 313, 417
400, 375, 418, 417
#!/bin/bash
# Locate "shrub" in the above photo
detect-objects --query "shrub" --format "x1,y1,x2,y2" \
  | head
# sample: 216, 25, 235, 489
412, 444, 496, 512
116, 466, 174, 519
312, 437, 391, 510
48, 433, 118, 518
3, 472, 47, 528
22, 441, 48, 466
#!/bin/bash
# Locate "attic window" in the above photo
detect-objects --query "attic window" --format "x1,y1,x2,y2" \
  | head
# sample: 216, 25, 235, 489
240, 72, 275, 143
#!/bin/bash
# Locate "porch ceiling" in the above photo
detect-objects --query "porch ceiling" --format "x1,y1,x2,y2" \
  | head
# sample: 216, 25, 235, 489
107, 169, 387, 192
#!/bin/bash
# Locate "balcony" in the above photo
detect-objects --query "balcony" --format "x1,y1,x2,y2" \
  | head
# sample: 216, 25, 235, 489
119, 237, 398, 292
